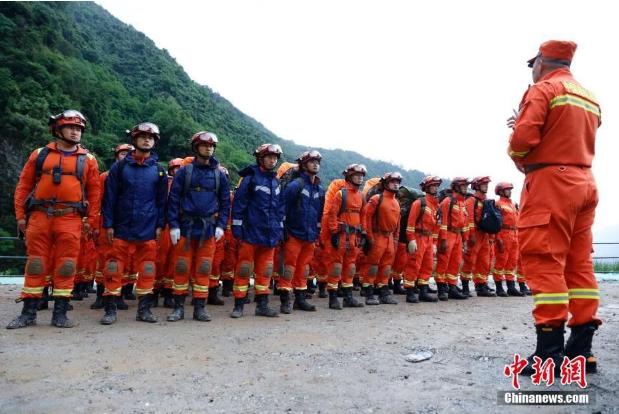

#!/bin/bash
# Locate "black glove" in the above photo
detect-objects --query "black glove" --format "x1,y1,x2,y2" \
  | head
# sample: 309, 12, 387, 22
331, 233, 340, 249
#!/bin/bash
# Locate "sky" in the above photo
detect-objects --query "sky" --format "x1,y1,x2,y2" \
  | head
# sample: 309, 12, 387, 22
96, 0, 619, 237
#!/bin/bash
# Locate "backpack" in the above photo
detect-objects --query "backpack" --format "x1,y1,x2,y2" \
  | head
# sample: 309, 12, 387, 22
25, 146, 88, 215
277, 163, 305, 208
362, 177, 382, 202
477, 199, 503, 234
181, 163, 222, 198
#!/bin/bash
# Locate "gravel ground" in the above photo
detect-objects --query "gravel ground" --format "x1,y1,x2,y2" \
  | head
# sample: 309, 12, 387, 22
1, 282, 618, 414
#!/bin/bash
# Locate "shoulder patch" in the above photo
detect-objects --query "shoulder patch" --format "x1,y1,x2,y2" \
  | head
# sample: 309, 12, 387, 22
86, 153, 95, 160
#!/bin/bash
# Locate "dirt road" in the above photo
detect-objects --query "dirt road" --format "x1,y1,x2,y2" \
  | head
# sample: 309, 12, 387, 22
1, 282, 617, 413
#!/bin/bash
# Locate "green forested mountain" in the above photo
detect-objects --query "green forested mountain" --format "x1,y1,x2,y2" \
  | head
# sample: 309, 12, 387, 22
0, 1, 427, 236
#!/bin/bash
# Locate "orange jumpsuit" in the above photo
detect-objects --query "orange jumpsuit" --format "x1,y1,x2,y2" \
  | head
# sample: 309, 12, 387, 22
155, 176, 175, 291
94, 171, 109, 286
360, 191, 400, 288
462, 192, 492, 286
435, 193, 469, 286
493, 196, 519, 282
509, 67, 601, 328
14, 143, 101, 299
404, 194, 439, 287
323, 182, 363, 291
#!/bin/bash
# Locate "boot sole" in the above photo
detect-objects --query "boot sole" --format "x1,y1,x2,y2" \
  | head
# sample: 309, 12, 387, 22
6, 320, 37, 329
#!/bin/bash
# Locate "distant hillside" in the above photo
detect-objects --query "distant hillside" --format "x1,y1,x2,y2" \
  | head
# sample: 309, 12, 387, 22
0, 1, 427, 234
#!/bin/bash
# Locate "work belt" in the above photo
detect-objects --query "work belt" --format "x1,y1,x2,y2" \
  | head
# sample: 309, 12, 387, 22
182, 213, 217, 249
523, 163, 589, 174
501, 225, 517, 231
34, 206, 79, 217
338, 223, 362, 251
415, 229, 432, 237
447, 226, 464, 234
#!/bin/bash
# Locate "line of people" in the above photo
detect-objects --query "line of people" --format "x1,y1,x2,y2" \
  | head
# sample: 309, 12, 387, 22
7, 110, 530, 329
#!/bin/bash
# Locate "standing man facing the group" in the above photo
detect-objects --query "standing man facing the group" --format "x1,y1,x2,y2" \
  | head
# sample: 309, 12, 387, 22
508, 40, 602, 374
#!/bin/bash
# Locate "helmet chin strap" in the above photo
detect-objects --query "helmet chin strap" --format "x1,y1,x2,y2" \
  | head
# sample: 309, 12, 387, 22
58, 136, 80, 146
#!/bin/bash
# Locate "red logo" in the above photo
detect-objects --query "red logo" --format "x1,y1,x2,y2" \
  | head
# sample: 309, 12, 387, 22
504, 355, 588, 389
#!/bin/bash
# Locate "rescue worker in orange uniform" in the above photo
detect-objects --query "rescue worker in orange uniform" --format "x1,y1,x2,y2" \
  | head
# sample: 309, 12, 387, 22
279, 150, 325, 313
404, 176, 441, 303
208, 165, 231, 306
91, 144, 134, 310
360, 172, 402, 305
390, 186, 420, 297
8, 110, 101, 329
220, 187, 238, 297
492, 182, 524, 296
435, 177, 470, 301
230, 144, 285, 318
508, 41, 602, 374
166, 132, 230, 322
462, 176, 496, 297
153, 157, 183, 309
323, 164, 367, 310
100, 122, 168, 325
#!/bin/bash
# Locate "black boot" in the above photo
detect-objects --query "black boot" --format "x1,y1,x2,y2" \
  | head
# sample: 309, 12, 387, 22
352, 276, 361, 291
342, 287, 364, 308
115, 292, 129, 310
506, 280, 524, 297
167, 295, 185, 322
318, 281, 327, 298
436, 283, 448, 301
80, 282, 89, 299
448, 284, 468, 300
136, 294, 158, 323
519, 282, 532, 296
86, 280, 97, 294
151, 288, 160, 308
475, 283, 496, 297
328, 290, 343, 310
71, 283, 84, 301
230, 297, 245, 318
418, 285, 438, 302
306, 279, 317, 295
6, 298, 38, 329
379, 286, 398, 304
279, 290, 292, 314
406, 287, 419, 304
90, 283, 105, 309
565, 322, 598, 374
37, 286, 50, 310
222, 279, 233, 297
122, 283, 136, 300
521, 325, 565, 376
364, 286, 380, 306
494, 280, 508, 297
100, 296, 118, 325
207, 287, 225, 306
255, 294, 279, 317
392, 278, 407, 295
163, 288, 175, 308
51, 298, 76, 328
461, 280, 473, 298
426, 285, 437, 294
336, 285, 344, 298
193, 298, 212, 322
294, 290, 317, 311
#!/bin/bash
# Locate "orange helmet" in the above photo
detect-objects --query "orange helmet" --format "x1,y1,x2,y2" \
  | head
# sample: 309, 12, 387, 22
381, 171, 403, 184
495, 182, 514, 195
254, 143, 283, 159
450, 176, 470, 190
48, 109, 86, 133
296, 149, 322, 165
191, 131, 218, 150
114, 143, 134, 155
471, 176, 491, 190
168, 158, 184, 170
127, 122, 160, 141
342, 163, 367, 178
420, 175, 442, 191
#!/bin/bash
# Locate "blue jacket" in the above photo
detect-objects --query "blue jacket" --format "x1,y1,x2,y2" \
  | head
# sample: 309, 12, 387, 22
232, 164, 284, 247
283, 172, 324, 242
102, 153, 167, 241
167, 157, 231, 240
